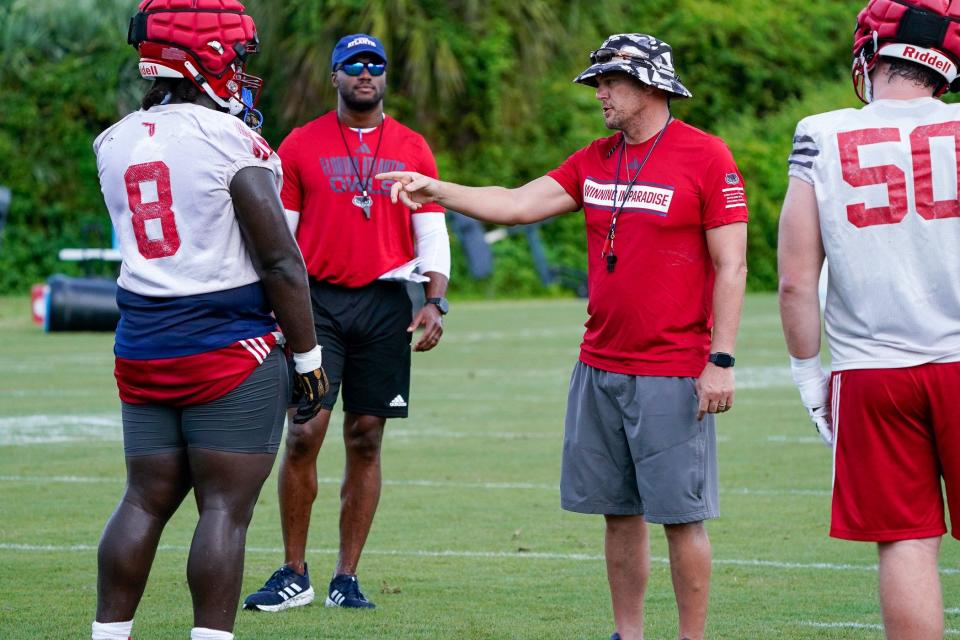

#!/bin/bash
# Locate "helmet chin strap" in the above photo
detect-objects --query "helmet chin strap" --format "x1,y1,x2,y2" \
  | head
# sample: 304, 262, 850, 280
865, 31, 879, 103
183, 60, 245, 116
857, 31, 880, 104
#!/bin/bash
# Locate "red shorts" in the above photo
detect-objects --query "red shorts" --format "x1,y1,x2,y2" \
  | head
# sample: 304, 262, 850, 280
831, 361, 960, 542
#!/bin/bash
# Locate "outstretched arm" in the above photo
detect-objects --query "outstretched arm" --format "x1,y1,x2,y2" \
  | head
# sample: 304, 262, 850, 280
375, 171, 579, 225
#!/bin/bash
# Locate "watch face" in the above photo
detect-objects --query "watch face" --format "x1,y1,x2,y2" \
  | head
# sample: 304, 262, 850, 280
710, 353, 734, 367
429, 298, 449, 314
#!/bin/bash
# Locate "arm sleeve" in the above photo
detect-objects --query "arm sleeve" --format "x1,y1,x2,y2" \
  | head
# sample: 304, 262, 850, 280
546, 146, 588, 208
700, 137, 749, 230
412, 211, 450, 277
787, 119, 818, 185
277, 132, 303, 234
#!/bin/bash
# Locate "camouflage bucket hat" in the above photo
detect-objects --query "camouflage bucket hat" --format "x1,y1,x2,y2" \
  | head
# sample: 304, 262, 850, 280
574, 33, 692, 99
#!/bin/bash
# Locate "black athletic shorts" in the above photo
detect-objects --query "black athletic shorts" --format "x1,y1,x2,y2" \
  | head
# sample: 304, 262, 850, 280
121, 348, 288, 457
294, 278, 413, 418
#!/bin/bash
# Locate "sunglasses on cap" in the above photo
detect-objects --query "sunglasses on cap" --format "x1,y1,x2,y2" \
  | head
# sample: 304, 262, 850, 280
338, 61, 386, 76
589, 47, 648, 65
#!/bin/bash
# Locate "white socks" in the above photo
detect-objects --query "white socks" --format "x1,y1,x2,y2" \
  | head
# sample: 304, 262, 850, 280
91, 620, 232, 639
191, 628, 234, 640
91, 620, 133, 640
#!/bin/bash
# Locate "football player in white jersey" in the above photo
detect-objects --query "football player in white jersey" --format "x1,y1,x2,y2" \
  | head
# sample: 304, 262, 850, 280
90, 2, 327, 640
779, 1, 960, 637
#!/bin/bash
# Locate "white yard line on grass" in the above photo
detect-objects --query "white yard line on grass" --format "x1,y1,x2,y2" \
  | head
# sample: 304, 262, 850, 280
0, 474, 830, 496
13, 415, 857, 447
0, 415, 121, 444
767, 435, 830, 444
2, 542, 958, 575
802, 621, 959, 635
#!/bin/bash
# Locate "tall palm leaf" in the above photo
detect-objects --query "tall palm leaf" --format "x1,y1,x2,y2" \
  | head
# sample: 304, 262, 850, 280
256, 0, 577, 136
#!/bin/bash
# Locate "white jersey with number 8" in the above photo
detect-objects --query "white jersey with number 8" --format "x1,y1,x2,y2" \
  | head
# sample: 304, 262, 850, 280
789, 97, 960, 370
94, 102, 282, 298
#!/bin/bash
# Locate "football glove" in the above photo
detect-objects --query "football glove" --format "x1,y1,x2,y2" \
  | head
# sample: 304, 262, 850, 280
292, 346, 330, 424
789, 354, 833, 447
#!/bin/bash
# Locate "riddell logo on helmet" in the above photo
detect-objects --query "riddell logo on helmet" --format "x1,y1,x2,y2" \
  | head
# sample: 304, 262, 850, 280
140, 64, 160, 77
902, 46, 950, 72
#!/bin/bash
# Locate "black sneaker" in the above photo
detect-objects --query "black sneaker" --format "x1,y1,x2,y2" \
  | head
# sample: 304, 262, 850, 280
325, 574, 376, 609
243, 564, 315, 612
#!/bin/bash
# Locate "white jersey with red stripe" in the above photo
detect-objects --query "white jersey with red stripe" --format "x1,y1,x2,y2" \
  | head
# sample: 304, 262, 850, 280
94, 102, 284, 405
94, 102, 281, 298
789, 97, 960, 370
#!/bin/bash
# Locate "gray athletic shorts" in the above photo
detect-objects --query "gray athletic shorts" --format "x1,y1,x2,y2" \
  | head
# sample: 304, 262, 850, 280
121, 348, 288, 457
560, 361, 719, 523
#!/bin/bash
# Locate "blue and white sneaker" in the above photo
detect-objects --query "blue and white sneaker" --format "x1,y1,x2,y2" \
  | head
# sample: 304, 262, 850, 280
325, 574, 375, 609
242, 564, 315, 612
610, 634, 621, 640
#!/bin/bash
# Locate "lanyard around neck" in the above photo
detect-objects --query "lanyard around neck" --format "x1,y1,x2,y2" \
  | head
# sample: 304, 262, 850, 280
601, 116, 672, 273
336, 114, 386, 218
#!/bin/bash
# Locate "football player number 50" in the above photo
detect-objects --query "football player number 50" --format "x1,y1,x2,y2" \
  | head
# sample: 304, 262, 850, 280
124, 161, 181, 259
839, 123, 960, 228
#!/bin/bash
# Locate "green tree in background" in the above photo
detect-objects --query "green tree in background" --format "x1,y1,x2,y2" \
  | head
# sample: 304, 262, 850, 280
0, 0, 865, 295
0, 0, 135, 290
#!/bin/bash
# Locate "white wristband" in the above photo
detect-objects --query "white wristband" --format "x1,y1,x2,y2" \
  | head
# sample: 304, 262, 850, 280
292, 345, 323, 374
789, 354, 829, 410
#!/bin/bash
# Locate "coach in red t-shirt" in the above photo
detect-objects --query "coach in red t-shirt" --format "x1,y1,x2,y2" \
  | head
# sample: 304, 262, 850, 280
379, 34, 747, 640
244, 34, 450, 612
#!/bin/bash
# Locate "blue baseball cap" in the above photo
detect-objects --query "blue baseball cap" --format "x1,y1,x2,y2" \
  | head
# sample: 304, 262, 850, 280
331, 34, 387, 70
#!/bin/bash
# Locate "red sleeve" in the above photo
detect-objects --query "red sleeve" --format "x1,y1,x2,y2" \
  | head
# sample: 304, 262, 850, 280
546, 146, 588, 208
700, 137, 749, 229
412, 135, 445, 214
277, 130, 302, 214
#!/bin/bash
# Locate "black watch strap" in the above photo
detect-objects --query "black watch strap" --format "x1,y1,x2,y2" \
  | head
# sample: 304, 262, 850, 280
708, 352, 735, 368
426, 297, 449, 315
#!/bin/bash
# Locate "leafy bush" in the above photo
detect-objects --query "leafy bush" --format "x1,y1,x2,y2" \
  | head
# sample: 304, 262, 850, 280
0, 0, 135, 292
716, 77, 859, 290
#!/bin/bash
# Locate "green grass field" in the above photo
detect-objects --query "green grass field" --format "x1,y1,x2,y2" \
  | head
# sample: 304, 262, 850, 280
1, 293, 957, 639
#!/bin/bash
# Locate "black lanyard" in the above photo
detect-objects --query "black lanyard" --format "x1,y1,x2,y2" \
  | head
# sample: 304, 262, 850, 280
336, 114, 386, 219
601, 116, 672, 273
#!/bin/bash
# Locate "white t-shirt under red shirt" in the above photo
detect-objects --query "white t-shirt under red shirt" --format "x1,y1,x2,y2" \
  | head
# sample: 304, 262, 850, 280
548, 119, 749, 377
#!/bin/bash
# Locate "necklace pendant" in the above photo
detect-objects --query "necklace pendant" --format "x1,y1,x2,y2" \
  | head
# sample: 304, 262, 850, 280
352, 194, 373, 219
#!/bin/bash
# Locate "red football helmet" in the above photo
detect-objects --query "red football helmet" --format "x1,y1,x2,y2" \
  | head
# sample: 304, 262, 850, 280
128, 0, 262, 116
852, 0, 960, 102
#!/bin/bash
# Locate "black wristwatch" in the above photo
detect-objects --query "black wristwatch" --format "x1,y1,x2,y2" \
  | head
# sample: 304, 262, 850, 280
708, 352, 735, 368
426, 297, 449, 315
